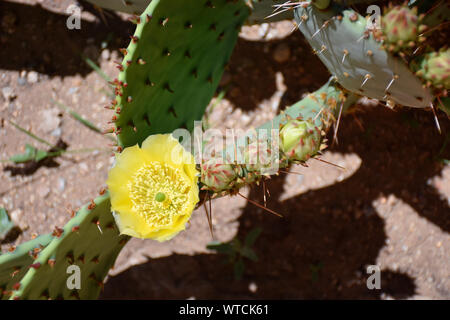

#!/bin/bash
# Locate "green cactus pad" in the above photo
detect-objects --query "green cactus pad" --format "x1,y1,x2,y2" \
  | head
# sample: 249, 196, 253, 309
0, 234, 52, 300
111, 0, 249, 148
293, 3, 433, 108
9, 194, 129, 300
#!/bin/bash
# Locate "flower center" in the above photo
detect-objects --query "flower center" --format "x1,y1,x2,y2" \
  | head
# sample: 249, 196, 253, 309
155, 192, 166, 202
128, 162, 190, 227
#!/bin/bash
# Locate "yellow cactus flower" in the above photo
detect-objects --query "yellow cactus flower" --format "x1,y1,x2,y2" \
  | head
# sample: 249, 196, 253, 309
106, 134, 199, 241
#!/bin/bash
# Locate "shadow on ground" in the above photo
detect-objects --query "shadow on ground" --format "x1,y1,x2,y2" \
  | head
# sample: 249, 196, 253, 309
0, 1, 132, 77
220, 31, 330, 112
102, 107, 449, 299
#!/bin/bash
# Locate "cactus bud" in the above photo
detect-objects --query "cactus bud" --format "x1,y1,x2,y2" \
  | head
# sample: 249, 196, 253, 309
201, 159, 238, 192
280, 120, 321, 162
414, 50, 450, 90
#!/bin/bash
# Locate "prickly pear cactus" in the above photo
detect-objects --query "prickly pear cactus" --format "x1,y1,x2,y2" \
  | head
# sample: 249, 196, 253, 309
414, 49, 450, 91
293, 2, 433, 108
200, 78, 359, 195
381, 4, 426, 54
4, 0, 446, 301
0, 234, 52, 300
280, 119, 321, 161
7, 194, 128, 300
109, 0, 249, 148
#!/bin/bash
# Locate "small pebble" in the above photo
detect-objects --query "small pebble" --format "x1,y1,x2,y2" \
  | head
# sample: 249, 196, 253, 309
101, 49, 111, 61
51, 127, 62, 137
57, 178, 66, 192
273, 43, 291, 63
248, 282, 258, 293
17, 77, 27, 86
26, 71, 39, 84
37, 186, 50, 199
1, 86, 15, 101
10, 209, 23, 223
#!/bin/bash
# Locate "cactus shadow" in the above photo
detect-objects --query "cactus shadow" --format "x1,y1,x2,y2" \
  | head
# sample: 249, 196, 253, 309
0, 1, 133, 77
101, 106, 450, 300
220, 30, 330, 112
330, 106, 450, 234
101, 170, 417, 299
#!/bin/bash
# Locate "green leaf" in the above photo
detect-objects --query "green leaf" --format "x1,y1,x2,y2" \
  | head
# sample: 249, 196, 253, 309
53, 100, 104, 135
9, 144, 50, 163
234, 259, 245, 280
241, 247, 258, 262
206, 241, 233, 255
244, 227, 262, 247
0, 208, 15, 240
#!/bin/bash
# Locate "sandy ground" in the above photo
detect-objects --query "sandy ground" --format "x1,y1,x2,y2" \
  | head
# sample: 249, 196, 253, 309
0, 0, 448, 299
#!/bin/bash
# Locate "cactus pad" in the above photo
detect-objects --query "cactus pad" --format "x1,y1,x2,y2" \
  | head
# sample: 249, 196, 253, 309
110, 0, 249, 148
293, 3, 433, 108
9, 194, 129, 300
0, 234, 52, 300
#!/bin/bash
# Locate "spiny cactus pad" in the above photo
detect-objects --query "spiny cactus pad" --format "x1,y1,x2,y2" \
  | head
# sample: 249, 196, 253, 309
110, 0, 249, 148
9, 194, 129, 300
0, 234, 52, 300
293, 3, 433, 108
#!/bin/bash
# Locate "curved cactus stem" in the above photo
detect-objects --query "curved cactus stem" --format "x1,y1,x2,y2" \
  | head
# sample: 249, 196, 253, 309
200, 77, 360, 195
293, 2, 433, 108
260, 78, 358, 132
0, 234, 52, 300
110, 0, 249, 148
8, 194, 129, 300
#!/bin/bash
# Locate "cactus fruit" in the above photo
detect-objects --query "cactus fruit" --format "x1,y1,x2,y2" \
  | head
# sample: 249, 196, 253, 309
381, 5, 426, 54
110, 0, 249, 148
8, 194, 129, 300
293, 3, 433, 108
244, 138, 275, 174
201, 160, 239, 192
280, 119, 321, 162
0, 234, 52, 300
414, 49, 450, 91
